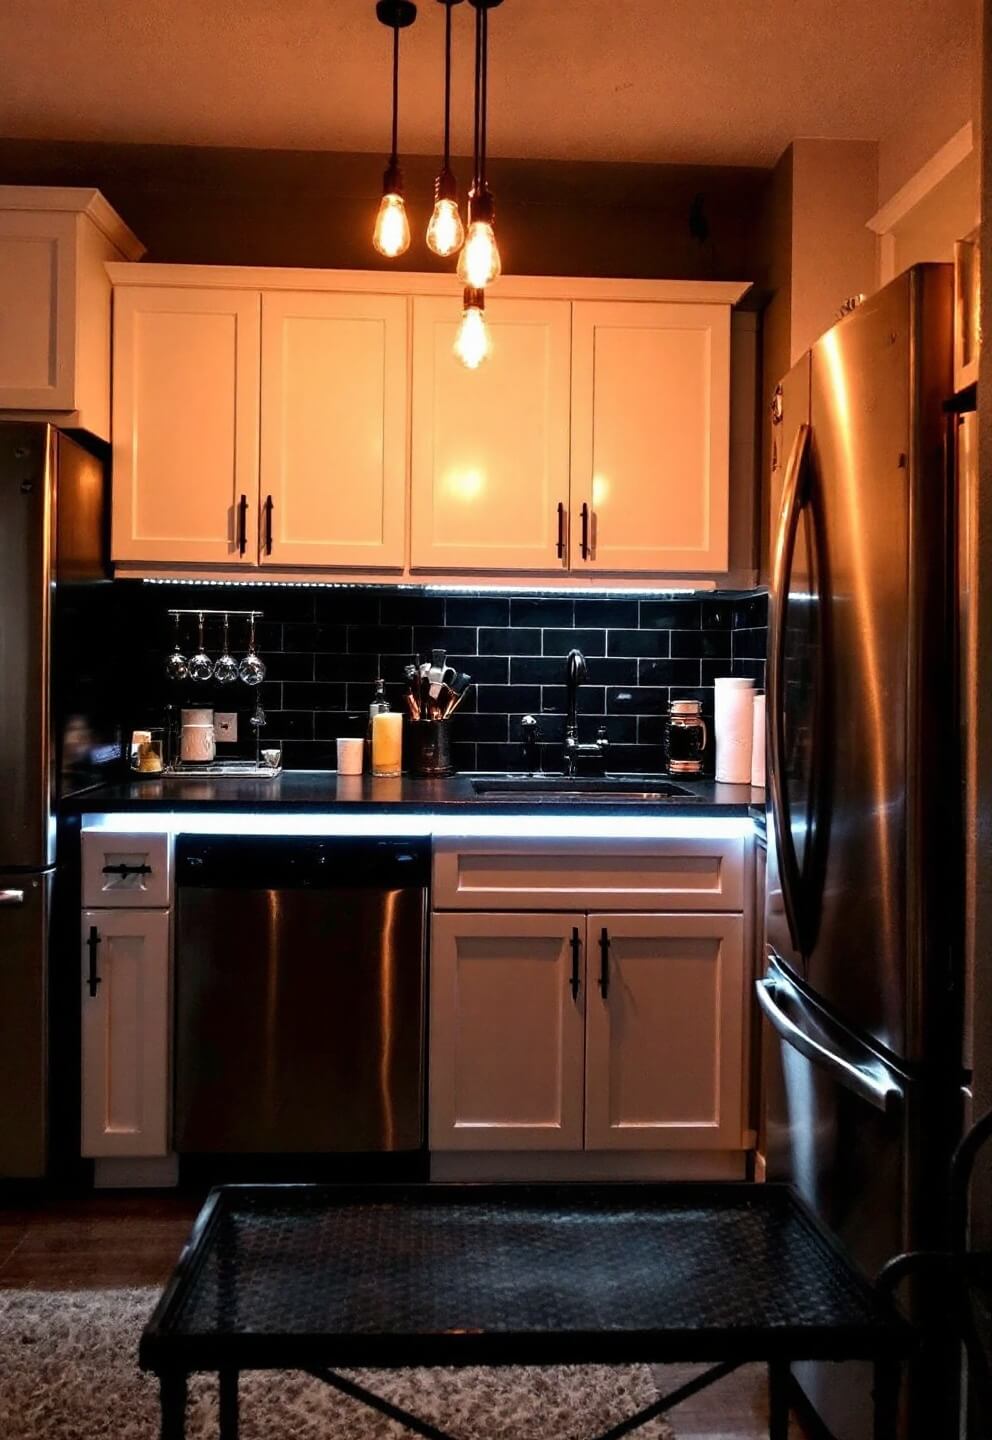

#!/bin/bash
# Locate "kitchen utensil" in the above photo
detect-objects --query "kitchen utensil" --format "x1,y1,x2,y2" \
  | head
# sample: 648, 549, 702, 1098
336, 737, 364, 775
442, 671, 473, 718
238, 615, 266, 686
213, 614, 239, 684
188, 613, 214, 682
165, 614, 189, 681
404, 691, 420, 720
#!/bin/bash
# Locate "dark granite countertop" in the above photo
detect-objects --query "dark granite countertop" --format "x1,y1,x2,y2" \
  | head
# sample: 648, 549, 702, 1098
64, 771, 766, 818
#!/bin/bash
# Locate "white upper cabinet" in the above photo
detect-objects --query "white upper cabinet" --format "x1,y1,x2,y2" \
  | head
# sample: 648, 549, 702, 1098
259, 291, 408, 569
112, 287, 261, 565
410, 295, 571, 572
584, 912, 745, 1151
0, 187, 143, 440
570, 301, 731, 573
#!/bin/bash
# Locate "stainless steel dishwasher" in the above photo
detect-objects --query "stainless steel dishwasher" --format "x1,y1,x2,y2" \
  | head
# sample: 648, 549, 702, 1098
174, 835, 428, 1153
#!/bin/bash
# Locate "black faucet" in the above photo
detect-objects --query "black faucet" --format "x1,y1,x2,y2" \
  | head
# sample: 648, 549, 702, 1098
563, 648, 609, 777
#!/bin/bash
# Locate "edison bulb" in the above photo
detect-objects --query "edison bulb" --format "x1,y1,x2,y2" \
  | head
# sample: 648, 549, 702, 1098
457, 220, 502, 288
373, 192, 410, 258
426, 197, 465, 258
454, 299, 492, 371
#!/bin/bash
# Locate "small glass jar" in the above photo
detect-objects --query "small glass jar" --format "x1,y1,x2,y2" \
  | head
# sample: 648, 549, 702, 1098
664, 700, 708, 776
130, 728, 165, 774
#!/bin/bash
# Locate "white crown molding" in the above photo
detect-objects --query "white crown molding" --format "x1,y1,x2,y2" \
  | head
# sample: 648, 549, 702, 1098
867, 122, 974, 236
0, 184, 145, 258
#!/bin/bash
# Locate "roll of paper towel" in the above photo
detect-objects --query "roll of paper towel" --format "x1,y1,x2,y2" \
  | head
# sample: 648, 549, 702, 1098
714, 677, 755, 783
751, 693, 766, 788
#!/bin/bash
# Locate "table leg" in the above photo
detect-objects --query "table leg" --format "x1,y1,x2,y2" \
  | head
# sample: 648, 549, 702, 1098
160, 1372, 187, 1440
768, 1360, 790, 1440
219, 1368, 239, 1440
873, 1359, 901, 1440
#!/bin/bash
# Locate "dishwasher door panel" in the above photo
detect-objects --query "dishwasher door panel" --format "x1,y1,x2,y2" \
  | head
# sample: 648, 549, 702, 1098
174, 885, 426, 1153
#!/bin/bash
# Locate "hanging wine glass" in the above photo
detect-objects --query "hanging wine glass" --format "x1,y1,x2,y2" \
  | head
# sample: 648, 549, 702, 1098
188, 613, 214, 682
213, 614, 239, 684
238, 614, 266, 687
165, 613, 189, 682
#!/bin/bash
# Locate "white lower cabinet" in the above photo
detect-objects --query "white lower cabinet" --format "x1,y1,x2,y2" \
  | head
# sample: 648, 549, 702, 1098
584, 913, 745, 1151
430, 912, 586, 1150
80, 908, 170, 1158
430, 909, 746, 1156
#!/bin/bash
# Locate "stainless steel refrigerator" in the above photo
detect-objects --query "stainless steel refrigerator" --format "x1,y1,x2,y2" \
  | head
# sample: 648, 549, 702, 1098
0, 421, 116, 1180
761, 264, 964, 1439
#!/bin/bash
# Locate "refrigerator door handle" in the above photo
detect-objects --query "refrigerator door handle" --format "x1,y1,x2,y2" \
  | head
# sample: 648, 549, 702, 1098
0, 889, 25, 905
767, 421, 811, 955
756, 972, 904, 1114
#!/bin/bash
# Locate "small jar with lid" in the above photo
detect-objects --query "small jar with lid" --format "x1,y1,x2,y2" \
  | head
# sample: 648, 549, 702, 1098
664, 699, 708, 776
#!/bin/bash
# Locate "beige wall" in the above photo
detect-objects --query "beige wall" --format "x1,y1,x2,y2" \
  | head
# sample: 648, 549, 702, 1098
877, 14, 976, 206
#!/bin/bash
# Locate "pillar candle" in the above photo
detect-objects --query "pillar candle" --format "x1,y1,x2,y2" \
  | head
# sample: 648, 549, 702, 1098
372, 711, 404, 776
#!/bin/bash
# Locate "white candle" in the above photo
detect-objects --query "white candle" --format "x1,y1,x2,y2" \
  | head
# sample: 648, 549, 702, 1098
372, 712, 404, 777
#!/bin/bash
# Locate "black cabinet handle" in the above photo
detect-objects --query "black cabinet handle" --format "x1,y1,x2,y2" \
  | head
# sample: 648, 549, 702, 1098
102, 863, 152, 878
570, 926, 581, 999
263, 495, 274, 556
598, 927, 610, 997
237, 493, 248, 556
556, 501, 566, 561
86, 925, 102, 998
581, 502, 590, 560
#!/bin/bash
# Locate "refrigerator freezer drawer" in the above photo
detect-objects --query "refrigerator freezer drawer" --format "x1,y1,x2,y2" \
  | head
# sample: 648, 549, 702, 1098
0, 871, 51, 1178
82, 830, 171, 908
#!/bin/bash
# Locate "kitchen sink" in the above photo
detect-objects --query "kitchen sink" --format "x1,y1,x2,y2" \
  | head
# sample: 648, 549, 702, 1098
470, 776, 695, 800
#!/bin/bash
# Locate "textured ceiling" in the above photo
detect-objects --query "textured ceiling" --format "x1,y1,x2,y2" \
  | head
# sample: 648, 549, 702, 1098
0, 0, 974, 167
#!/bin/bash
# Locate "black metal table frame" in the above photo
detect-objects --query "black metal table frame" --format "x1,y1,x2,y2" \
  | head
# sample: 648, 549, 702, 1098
141, 1183, 910, 1440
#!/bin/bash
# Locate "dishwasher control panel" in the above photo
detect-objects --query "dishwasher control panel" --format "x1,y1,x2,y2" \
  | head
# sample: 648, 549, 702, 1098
176, 835, 431, 890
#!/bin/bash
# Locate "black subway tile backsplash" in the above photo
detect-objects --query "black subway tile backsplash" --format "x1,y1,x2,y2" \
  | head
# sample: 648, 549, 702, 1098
114, 582, 768, 775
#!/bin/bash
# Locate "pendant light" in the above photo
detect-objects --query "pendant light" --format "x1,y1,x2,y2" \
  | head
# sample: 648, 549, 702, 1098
426, 0, 466, 257
453, 287, 492, 369
373, 0, 417, 259
457, 0, 502, 289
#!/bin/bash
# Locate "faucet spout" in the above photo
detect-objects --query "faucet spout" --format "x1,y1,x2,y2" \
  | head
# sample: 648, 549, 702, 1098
565, 648, 587, 738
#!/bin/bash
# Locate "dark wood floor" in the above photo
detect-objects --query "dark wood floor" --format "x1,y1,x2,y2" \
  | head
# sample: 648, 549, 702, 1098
0, 1192, 811, 1438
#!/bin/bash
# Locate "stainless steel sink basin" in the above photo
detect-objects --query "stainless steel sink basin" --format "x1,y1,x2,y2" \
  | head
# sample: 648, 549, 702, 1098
470, 776, 695, 800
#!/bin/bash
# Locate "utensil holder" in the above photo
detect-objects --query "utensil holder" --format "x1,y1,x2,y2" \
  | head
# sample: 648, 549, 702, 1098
406, 720, 455, 778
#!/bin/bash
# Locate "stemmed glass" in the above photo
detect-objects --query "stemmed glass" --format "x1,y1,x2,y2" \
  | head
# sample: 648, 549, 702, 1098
165, 614, 188, 682
188, 613, 214, 682
238, 615, 266, 687
213, 614, 239, 684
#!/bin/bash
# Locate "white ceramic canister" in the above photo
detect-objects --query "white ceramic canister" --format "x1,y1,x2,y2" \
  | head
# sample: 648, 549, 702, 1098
181, 709, 216, 763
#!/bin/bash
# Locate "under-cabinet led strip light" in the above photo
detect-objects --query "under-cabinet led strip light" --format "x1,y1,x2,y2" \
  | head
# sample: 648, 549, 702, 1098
81, 812, 753, 841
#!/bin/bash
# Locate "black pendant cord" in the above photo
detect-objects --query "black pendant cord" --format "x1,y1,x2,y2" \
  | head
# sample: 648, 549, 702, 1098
472, 1, 483, 193
443, 1, 453, 172
479, 2, 488, 191
390, 22, 400, 167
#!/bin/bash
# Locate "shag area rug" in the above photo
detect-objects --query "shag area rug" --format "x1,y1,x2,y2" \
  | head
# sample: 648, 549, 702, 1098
0, 1287, 676, 1439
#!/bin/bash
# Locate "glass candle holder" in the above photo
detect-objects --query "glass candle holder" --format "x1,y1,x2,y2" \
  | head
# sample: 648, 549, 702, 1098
371, 711, 404, 778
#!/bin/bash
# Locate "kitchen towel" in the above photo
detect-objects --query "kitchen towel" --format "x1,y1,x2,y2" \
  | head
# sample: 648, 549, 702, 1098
714, 677, 755, 784
751, 693, 766, 787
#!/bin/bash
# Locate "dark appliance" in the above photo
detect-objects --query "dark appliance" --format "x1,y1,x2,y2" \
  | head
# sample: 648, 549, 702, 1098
761, 265, 964, 1439
0, 422, 116, 1180
173, 835, 428, 1154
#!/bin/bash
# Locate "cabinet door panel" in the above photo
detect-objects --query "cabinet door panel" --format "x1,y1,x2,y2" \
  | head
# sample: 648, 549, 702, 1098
112, 287, 260, 564
430, 912, 584, 1150
585, 912, 745, 1150
571, 302, 730, 573
411, 296, 571, 571
260, 292, 408, 568
0, 212, 75, 408
81, 909, 170, 1157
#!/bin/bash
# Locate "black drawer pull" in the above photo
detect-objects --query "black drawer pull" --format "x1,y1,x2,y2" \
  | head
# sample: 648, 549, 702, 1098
570, 926, 581, 999
86, 926, 102, 998
599, 927, 610, 997
264, 494, 274, 555
581, 502, 590, 560
102, 863, 152, 878
237, 493, 248, 556
556, 501, 566, 561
